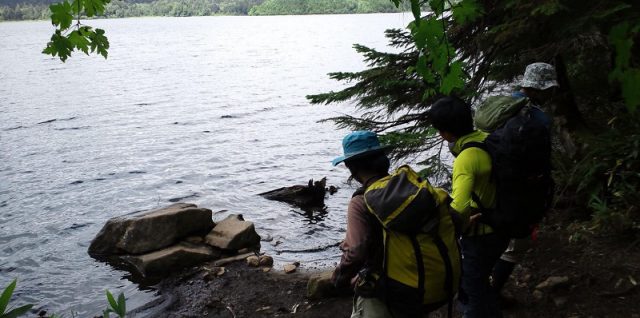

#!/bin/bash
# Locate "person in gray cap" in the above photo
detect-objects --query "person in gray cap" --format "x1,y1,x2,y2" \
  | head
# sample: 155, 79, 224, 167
512, 62, 559, 106
491, 62, 557, 305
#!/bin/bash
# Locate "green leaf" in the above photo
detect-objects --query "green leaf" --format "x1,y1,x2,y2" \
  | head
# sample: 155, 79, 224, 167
0, 279, 17, 314
50, 1, 73, 30
89, 28, 110, 59
106, 290, 117, 311
440, 60, 465, 94
620, 69, 640, 112
68, 30, 90, 54
116, 293, 126, 317
411, 17, 442, 50
3, 304, 34, 318
43, 31, 74, 62
423, 88, 437, 100
82, 0, 110, 17
71, 0, 83, 14
428, 0, 444, 15
609, 22, 633, 69
452, 0, 481, 24
103, 309, 112, 318
431, 44, 450, 74
416, 54, 432, 82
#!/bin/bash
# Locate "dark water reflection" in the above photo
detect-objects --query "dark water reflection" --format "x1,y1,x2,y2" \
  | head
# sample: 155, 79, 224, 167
0, 13, 412, 315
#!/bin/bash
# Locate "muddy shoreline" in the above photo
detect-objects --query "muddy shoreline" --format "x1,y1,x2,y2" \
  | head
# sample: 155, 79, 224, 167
133, 208, 639, 318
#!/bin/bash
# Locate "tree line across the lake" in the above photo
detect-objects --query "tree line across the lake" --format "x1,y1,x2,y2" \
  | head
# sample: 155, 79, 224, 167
0, 0, 403, 21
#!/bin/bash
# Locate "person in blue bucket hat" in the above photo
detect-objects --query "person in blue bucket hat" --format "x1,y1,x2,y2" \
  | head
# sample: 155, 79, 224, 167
330, 131, 461, 318
331, 131, 392, 317
332, 131, 390, 166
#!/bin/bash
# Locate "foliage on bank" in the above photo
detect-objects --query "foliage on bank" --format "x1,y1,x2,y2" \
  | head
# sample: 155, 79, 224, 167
308, 0, 640, 232
248, 0, 401, 16
0, 0, 404, 21
0, 0, 264, 21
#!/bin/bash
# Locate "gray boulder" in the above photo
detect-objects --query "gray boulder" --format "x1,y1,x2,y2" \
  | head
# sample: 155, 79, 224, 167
205, 214, 260, 251
123, 242, 221, 276
88, 203, 214, 255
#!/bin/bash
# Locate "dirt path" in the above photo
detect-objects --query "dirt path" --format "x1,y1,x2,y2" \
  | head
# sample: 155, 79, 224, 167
146, 209, 640, 318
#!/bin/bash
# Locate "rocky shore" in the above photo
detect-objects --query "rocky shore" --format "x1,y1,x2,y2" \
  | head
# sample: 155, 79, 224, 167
85, 200, 639, 318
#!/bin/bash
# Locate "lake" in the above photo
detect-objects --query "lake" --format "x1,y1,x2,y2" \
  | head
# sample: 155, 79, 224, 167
0, 13, 414, 315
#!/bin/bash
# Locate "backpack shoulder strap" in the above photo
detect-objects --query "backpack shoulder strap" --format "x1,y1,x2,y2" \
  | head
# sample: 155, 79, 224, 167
352, 187, 366, 198
460, 141, 487, 153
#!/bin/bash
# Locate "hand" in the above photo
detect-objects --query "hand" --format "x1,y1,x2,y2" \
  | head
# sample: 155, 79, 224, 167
469, 213, 483, 224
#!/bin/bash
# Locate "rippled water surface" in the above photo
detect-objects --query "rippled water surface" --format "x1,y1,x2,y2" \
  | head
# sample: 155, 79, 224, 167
0, 13, 413, 315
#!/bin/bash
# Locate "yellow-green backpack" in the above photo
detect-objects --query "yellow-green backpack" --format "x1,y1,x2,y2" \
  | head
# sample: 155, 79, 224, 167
364, 165, 461, 314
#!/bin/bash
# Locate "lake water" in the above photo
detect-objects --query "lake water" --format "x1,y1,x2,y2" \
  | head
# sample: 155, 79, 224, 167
0, 13, 414, 316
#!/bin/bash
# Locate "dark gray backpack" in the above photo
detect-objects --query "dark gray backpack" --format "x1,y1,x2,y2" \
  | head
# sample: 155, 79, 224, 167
466, 97, 554, 238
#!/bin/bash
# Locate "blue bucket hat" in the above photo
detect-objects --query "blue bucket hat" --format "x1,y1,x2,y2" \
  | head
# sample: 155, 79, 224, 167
332, 131, 389, 166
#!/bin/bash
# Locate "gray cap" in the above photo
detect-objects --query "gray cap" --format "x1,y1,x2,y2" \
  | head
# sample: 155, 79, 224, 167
521, 62, 559, 90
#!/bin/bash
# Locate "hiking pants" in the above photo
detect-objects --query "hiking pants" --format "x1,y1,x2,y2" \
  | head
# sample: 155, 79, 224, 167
351, 296, 393, 318
459, 233, 510, 318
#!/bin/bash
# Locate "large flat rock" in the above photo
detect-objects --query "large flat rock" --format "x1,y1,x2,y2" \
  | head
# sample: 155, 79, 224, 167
123, 242, 221, 276
88, 203, 214, 255
205, 214, 260, 251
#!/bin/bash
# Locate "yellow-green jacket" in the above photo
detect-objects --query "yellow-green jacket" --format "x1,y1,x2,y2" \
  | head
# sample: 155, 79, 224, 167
450, 130, 496, 235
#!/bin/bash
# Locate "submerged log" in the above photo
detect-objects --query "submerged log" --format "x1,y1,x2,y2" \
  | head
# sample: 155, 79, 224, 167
259, 178, 327, 208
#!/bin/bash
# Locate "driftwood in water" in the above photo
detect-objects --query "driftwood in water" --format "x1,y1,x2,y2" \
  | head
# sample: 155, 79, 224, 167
259, 178, 328, 208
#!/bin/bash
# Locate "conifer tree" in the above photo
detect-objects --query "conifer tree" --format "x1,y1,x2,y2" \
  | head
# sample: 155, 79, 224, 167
307, 29, 453, 181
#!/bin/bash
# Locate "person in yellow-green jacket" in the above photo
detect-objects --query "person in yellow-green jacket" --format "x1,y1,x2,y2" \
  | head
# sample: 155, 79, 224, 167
428, 96, 510, 318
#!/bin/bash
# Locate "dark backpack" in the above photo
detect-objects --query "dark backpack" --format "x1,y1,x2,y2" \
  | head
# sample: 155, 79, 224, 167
464, 98, 554, 238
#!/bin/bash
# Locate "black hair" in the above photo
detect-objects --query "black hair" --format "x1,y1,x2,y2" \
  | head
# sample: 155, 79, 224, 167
428, 96, 474, 138
344, 151, 390, 181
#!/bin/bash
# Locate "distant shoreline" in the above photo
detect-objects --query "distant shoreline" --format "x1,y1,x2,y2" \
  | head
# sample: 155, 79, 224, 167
0, 0, 407, 22
0, 11, 407, 23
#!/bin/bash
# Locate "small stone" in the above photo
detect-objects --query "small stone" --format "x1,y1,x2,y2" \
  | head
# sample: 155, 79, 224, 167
535, 276, 570, 290
262, 267, 272, 273
211, 266, 225, 277
246, 255, 260, 267
533, 290, 544, 301
614, 278, 624, 289
284, 263, 298, 274
259, 255, 274, 267
203, 266, 225, 280
256, 306, 271, 312
553, 296, 568, 307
